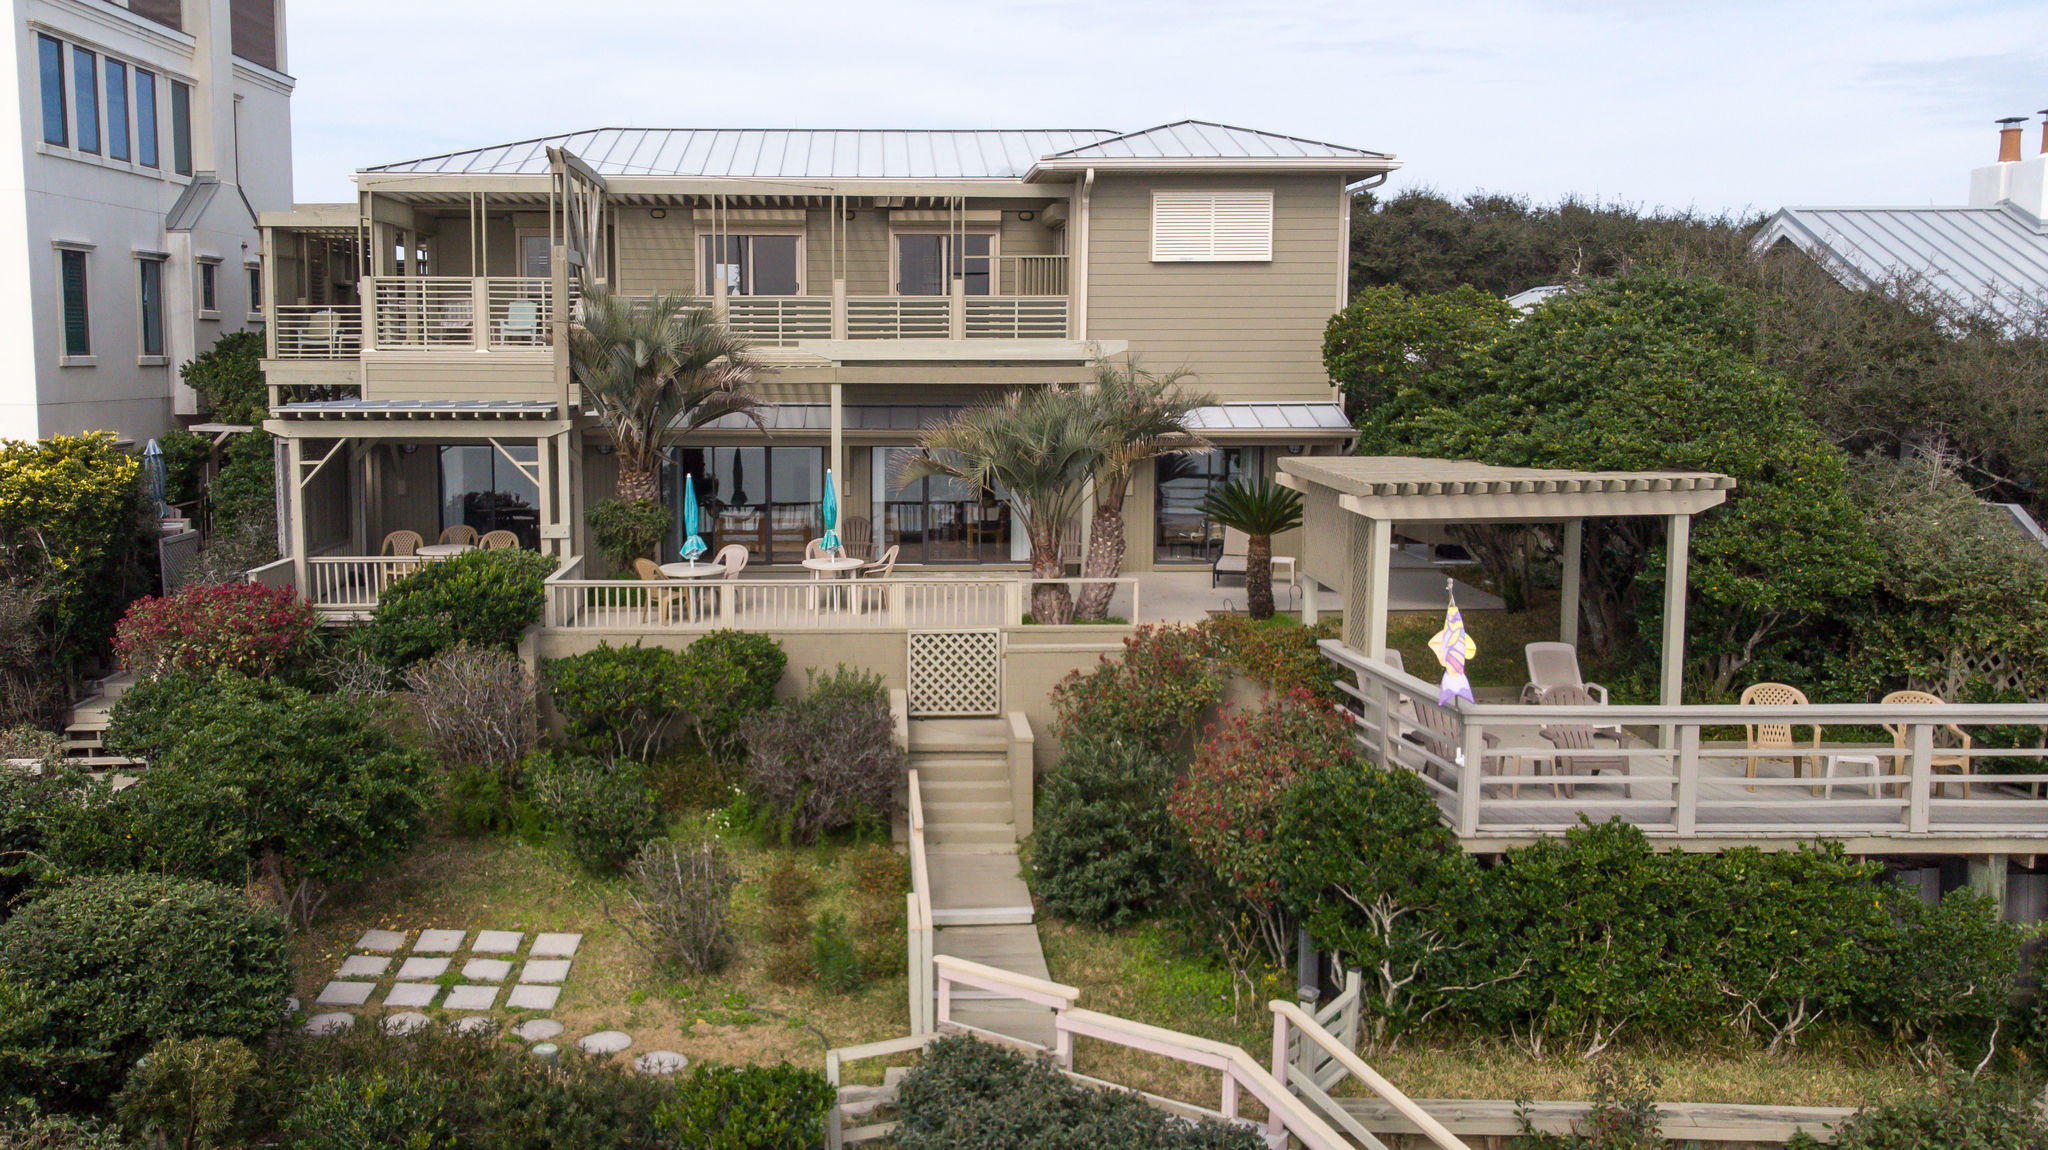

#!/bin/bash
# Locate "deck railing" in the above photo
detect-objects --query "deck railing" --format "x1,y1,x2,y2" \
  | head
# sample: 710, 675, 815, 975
303, 555, 425, 613
846, 296, 953, 339
906, 768, 935, 1038
964, 296, 1069, 339
726, 296, 834, 343
271, 304, 363, 359
1321, 639, 2048, 842
365, 277, 561, 351
545, 576, 1022, 631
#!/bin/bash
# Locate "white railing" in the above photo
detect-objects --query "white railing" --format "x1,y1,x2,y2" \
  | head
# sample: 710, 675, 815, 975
726, 296, 833, 344
545, 576, 1019, 632
846, 296, 951, 339
1272, 999, 1473, 1150
998, 254, 1068, 297
907, 768, 935, 1037
1287, 971, 1362, 1093
1321, 640, 2048, 842
965, 297, 1069, 339
303, 555, 424, 613
271, 304, 362, 359
246, 557, 294, 592
367, 277, 559, 351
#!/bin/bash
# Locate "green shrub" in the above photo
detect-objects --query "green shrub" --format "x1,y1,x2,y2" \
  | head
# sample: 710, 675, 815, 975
1051, 625, 1220, 754
365, 548, 554, 667
114, 1035, 257, 1150
892, 1035, 1263, 1150
280, 1070, 461, 1150
445, 762, 512, 837
179, 331, 266, 425
1516, 1064, 1664, 1150
1790, 1075, 2048, 1150
0, 1108, 124, 1149
0, 874, 290, 1104
1197, 615, 1345, 704
653, 1062, 834, 1150
0, 765, 87, 919
677, 631, 787, 753
529, 753, 663, 875
742, 667, 904, 844
0, 433, 148, 681
206, 430, 276, 539
1870, 888, 2022, 1051
543, 643, 687, 761
809, 910, 863, 993
1032, 735, 1183, 928
1276, 760, 1482, 1046
617, 835, 737, 975
587, 498, 670, 573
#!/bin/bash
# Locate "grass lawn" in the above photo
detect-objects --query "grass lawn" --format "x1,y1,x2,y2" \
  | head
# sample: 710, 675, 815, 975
1039, 917, 1934, 1109
295, 827, 911, 1071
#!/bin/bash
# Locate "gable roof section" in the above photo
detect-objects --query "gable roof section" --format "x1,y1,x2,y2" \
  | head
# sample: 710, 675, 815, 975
363, 122, 1394, 181
1753, 204, 2048, 323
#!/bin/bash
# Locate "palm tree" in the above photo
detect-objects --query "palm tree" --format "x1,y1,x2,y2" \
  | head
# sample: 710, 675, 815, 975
1202, 480, 1303, 621
569, 288, 766, 503
899, 389, 1099, 624
1072, 361, 1213, 621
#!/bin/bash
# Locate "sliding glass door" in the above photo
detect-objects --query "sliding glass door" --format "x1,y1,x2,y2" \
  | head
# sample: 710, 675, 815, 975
876, 447, 1010, 563
669, 446, 823, 565
893, 233, 993, 296
438, 445, 541, 548
1154, 447, 1261, 563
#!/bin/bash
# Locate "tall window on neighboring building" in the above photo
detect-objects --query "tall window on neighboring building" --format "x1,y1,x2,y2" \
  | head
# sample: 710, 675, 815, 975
104, 60, 130, 161
247, 264, 262, 313
37, 35, 66, 147
71, 48, 98, 155
229, 0, 280, 70
198, 261, 219, 314
59, 250, 90, 358
699, 235, 802, 296
169, 80, 192, 175
135, 70, 159, 168
138, 258, 165, 358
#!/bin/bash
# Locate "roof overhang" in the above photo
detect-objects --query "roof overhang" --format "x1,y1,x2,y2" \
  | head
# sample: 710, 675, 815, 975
1186, 402, 1353, 442
1025, 157, 1400, 181
1278, 456, 1734, 523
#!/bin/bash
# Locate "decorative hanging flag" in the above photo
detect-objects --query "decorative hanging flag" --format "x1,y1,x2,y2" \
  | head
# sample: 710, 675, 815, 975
680, 472, 707, 561
1427, 579, 1477, 706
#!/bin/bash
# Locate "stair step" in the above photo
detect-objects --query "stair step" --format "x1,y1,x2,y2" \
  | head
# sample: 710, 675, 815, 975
907, 719, 1011, 755
923, 822, 1016, 848
931, 906, 1034, 926
919, 779, 1009, 803
908, 756, 1009, 782
925, 800, 1012, 823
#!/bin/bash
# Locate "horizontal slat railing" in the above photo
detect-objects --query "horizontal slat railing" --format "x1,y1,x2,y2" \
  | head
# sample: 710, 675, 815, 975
964, 297, 1068, 339
846, 296, 951, 339
271, 305, 363, 359
368, 277, 475, 349
1320, 639, 2048, 841
726, 296, 833, 344
545, 576, 1016, 632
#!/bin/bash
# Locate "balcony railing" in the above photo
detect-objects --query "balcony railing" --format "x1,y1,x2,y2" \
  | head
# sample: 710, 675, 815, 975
272, 305, 363, 359
846, 296, 953, 340
726, 296, 834, 343
364, 277, 562, 352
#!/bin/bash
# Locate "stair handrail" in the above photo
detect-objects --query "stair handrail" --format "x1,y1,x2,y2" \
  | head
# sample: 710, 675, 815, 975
1270, 1000, 1474, 1150
907, 769, 935, 1036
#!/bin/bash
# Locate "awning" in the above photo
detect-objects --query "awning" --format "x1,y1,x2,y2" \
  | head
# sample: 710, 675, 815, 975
1184, 402, 1352, 440
685, 401, 1353, 442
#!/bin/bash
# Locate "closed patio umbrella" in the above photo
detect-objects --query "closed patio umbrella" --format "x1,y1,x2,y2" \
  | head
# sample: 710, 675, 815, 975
680, 472, 707, 562
821, 468, 841, 552
141, 438, 169, 517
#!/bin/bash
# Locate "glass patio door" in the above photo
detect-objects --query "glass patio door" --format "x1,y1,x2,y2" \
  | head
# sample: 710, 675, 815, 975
877, 447, 1010, 564
1154, 447, 1261, 563
894, 234, 993, 296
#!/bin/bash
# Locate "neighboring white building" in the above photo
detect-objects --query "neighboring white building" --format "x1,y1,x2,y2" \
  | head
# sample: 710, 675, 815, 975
0, 0, 292, 443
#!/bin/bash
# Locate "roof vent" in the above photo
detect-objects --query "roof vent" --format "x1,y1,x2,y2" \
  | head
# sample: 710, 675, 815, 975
1998, 116, 2028, 162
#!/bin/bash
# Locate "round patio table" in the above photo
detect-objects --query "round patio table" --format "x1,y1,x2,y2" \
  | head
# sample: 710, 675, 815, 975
656, 562, 727, 622
416, 543, 475, 558
801, 555, 866, 611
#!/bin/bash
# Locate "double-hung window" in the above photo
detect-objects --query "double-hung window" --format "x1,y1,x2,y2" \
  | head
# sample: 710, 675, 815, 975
246, 263, 263, 316
699, 234, 801, 296
71, 48, 99, 155
58, 249, 91, 360
169, 80, 192, 175
135, 70, 160, 168
138, 257, 165, 359
893, 233, 993, 295
198, 260, 219, 316
104, 60, 130, 162
37, 35, 66, 147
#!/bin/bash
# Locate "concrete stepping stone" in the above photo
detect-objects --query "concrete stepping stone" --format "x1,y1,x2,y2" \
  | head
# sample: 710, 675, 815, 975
384, 983, 439, 1008
414, 929, 466, 953
635, 1051, 687, 1075
444, 985, 499, 1011
396, 957, 449, 980
336, 955, 391, 978
472, 930, 522, 954
512, 1019, 562, 1042
452, 1016, 499, 1037
315, 981, 374, 1007
304, 1012, 355, 1035
506, 984, 560, 1011
578, 1030, 631, 1055
354, 929, 405, 951
285, 996, 300, 1015
383, 1012, 430, 1035
530, 932, 582, 957
461, 958, 512, 982
519, 959, 572, 984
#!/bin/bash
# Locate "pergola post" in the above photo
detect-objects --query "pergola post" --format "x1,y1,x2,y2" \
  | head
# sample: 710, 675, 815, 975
1346, 516, 1393, 659
285, 434, 308, 594
1660, 513, 1691, 709
829, 383, 845, 493
1560, 518, 1582, 646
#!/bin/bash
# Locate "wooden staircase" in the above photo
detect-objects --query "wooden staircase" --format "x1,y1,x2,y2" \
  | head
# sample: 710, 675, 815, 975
907, 717, 1018, 854
59, 672, 143, 777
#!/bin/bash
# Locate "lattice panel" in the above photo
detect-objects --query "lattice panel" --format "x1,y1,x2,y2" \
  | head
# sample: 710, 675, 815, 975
907, 629, 1003, 717
1913, 649, 2044, 702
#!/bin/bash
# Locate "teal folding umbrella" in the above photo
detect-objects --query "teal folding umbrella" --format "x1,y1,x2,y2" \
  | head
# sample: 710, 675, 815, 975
680, 472, 707, 562
821, 468, 841, 552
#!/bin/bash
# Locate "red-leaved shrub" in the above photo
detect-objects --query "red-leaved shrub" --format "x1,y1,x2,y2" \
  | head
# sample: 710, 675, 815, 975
1050, 625, 1220, 753
113, 582, 316, 679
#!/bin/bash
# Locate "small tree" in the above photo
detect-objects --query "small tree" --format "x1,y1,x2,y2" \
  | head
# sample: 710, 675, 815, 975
1073, 362, 1212, 620
612, 835, 737, 974
113, 582, 316, 680
178, 331, 266, 425
1201, 480, 1303, 620
742, 668, 904, 844
587, 497, 672, 572
401, 644, 538, 772
541, 643, 688, 762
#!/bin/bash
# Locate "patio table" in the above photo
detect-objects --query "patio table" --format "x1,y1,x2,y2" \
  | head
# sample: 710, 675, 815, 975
656, 561, 727, 622
802, 555, 865, 611
416, 543, 475, 558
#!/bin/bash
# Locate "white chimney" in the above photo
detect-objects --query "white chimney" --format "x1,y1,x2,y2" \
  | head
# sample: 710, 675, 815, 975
1969, 114, 2048, 220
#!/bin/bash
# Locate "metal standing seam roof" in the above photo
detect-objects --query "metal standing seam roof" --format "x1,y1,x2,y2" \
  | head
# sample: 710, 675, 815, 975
362, 121, 1391, 180
1279, 456, 1736, 500
1753, 204, 2048, 323
276, 399, 559, 417
686, 402, 1352, 436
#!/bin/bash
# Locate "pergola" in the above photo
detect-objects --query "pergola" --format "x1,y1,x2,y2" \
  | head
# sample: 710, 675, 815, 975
1277, 457, 1735, 706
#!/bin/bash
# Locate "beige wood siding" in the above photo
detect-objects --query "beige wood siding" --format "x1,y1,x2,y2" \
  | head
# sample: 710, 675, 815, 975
615, 211, 696, 294
229, 0, 279, 69
361, 353, 555, 400
1084, 172, 1345, 401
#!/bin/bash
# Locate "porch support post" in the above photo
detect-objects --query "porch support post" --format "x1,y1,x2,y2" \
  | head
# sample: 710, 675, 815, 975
556, 431, 576, 559
285, 433, 308, 595
1969, 855, 2010, 920
1301, 578, 1319, 626
829, 383, 845, 491
536, 434, 555, 558
1344, 515, 1393, 659
1560, 517, 1583, 646
1660, 513, 1690, 708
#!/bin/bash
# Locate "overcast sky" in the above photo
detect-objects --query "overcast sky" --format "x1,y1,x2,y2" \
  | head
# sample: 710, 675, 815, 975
286, 0, 2048, 216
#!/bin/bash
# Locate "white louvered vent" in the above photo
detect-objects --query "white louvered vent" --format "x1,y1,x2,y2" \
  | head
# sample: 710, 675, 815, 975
1151, 190, 1273, 262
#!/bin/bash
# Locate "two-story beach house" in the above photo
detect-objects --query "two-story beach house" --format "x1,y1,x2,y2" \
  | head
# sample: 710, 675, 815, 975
1, 0, 293, 443
258, 121, 1391, 594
